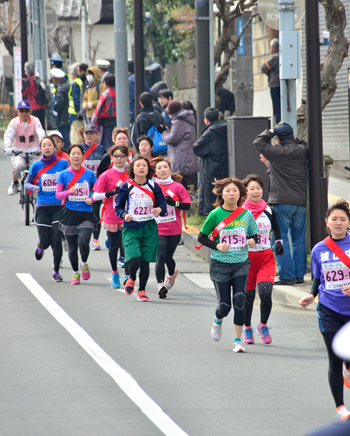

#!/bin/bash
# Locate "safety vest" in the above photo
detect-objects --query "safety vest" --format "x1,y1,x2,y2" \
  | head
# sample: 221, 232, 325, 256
68, 77, 83, 115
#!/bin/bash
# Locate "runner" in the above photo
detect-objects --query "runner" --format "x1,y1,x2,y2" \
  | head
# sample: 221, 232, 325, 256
5, 100, 45, 195
138, 135, 153, 162
92, 145, 129, 288
241, 174, 284, 344
55, 144, 99, 285
299, 200, 350, 421
152, 156, 191, 298
25, 136, 69, 281
114, 156, 167, 301
197, 178, 258, 352
79, 124, 106, 251
49, 131, 69, 160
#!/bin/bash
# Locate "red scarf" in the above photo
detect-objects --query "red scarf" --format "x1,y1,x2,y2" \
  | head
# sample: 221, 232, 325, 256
242, 198, 267, 216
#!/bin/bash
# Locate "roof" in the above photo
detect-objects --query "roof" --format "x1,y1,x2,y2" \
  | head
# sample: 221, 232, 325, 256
48, 0, 113, 23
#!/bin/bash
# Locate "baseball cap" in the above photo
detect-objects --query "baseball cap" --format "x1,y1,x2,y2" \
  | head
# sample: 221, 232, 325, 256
50, 68, 66, 79
274, 123, 294, 142
84, 124, 98, 133
49, 130, 64, 140
17, 100, 31, 110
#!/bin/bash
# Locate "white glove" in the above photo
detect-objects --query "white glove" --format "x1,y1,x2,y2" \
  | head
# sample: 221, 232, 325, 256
5, 148, 12, 156
87, 102, 92, 109
53, 110, 58, 116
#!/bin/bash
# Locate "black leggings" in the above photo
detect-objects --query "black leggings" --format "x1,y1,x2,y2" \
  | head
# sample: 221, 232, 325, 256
323, 332, 350, 408
245, 281, 273, 326
65, 227, 93, 272
213, 275, 248, 325
107, 230, 122, 271
128, 257, 150, 292
155, 235, 180, 283
92, 201, 101, 240
37, 223, 63, 273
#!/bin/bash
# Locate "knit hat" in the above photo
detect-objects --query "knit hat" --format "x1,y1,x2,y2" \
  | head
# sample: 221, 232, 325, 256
166, 100, 182, 116
274, 123, 294, 142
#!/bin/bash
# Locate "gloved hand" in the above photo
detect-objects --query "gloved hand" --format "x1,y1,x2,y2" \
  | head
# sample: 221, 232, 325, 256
165, 196, 179, 207
274, 241, 284, 256
5, 148, 12, 156
105, 186, 119, 198
53, 110, 58, 116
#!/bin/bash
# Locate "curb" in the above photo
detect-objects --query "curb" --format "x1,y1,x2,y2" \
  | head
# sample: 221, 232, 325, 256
182, 227, 317, 312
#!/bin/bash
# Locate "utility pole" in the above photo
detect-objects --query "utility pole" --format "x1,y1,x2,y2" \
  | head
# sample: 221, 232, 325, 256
33, 0, 47, 81
305, 0, 328, 247
133, 0, 145, 118
114, 0, 130, 128
19, 0, 28, 75
81, 0, 87, 63
195, 0, 211, 137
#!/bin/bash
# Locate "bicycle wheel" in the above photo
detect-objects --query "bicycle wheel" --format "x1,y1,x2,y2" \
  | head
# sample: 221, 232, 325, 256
25, 189, 30, 226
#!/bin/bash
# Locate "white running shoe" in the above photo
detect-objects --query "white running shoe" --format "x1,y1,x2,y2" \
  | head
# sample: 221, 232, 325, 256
337, 405, 350, 421
233, 341, 245, 353
165, 268, 178, 290
8, 182, 19, 195
211, 321, 222, 341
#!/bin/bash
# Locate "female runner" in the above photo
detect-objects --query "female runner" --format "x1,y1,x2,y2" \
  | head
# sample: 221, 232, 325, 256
56, 144, 99, 285
25, 136, 69, 281
92, 145, 129, 289
79, 124, 106, 251
115, 156, 167, 301
299, 201, 350, 421
197, 178, 258, 352
241, 174, 284, 344
152, 156, 191, 298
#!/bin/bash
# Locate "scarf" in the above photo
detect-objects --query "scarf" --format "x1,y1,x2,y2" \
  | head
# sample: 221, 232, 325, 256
157, 175, 173, 185
40, 153, 57, 164
242, 198, 267, 214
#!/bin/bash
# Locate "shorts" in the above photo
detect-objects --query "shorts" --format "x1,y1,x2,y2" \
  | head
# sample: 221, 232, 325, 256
317, 302, 350, 334
158, 234, 181, 250
122, 219, 158, 263
210, 258, 251, 283
59, 206, 99, 235
247, 249, 276, 290
35, 205, 62, 227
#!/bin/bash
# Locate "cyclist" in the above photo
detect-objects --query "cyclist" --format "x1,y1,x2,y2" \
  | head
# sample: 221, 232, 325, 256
5, 100, 45, 195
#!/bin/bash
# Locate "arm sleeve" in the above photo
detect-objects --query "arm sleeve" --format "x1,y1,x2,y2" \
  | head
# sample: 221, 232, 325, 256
55, 183, 71, 200
310, 278, 320, 297
253, 129, 279, 160
92, 192, 106, 201
161, 121, 184, 146
114, 183, 129, 219
4, 120, 16, 148
35, 120, 46, 142
177, 202, 191, 211
270, 208, 282, 241
24, 173, 37, 191
193, 132, 212, 157
198, 232, 218, 249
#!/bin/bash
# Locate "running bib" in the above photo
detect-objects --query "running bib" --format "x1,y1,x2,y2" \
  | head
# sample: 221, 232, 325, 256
130, 198, 154, 222
155, 206, 176, 224
68, 181, 89, 202
255, 229, 270, 251
322, 261, 350, 290
41, 172, 59, 192
220, 228, 246, 251
83, 160, 100, 175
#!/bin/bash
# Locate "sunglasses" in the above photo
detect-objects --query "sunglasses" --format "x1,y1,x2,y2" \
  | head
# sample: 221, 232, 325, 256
19, 109, 30, 113
113, 154, 126, 159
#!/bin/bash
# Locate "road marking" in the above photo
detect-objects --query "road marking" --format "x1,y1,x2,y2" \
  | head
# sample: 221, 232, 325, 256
17, 273, 189, 436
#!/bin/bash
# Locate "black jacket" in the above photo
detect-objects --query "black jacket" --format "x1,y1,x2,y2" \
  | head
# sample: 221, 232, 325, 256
217, 87, 235, 115
53, 79, 70, 127
254, 129, 308, 207
193, 120, 228, 215
132, 106, 166, 149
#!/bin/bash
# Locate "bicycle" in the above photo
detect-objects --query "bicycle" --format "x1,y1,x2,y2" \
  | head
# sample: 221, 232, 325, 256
12, 149, 42, 225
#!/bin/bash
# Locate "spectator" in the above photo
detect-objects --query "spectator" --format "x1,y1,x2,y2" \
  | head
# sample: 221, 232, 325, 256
217, 87, 235, 116
261, 38, 281, 125
253, 123, 308, 285
154, 89, 173, 130
50, 56, 68, 81
150, 80, 167, 102
181, 101, 197, 124
78, 63, 89, 121
83, 66, 102, 123
91, 74, 116, 151
161, 100, 198, 191
51, 68, 70, 149
132, 91, 165, 150
128, 60, 151, 124
68, 63, 84, 144
193, 107, 228, 216
22, 62, 47, 129
96, 59, 110, 94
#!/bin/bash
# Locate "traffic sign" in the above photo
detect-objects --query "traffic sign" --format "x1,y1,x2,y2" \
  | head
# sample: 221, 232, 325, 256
258, 0, 305, 31
46, 7, 58, 34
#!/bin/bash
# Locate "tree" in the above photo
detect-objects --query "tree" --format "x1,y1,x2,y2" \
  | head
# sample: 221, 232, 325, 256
0, 0, 20, 57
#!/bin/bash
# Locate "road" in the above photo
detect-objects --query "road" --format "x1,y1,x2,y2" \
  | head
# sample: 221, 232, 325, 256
0, 151, 348, 436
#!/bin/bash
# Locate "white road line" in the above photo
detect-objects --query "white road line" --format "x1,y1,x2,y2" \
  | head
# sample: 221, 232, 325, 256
17, 273, 189, 436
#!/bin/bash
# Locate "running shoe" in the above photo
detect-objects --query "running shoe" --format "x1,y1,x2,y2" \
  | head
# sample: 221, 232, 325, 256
52, 272, 63, 283
158, 283, 168, 299
63, 238, 69, 252
35, 247, 44, 260
118, 256, 125, 268
343, 364, 350, 389
336, 405, 350, 421
124, 277, 135, 295
71, 273, 80, 285
137, 290, 149, 301
105, 237, 110, 249
243, 326, 255, 344
91, 239, 101, 251
123, 275, 129, 287
233, 341, 246, 353
211, 321, 222, 341
8, 181, 19, 195
81, 264, 91, 280
111, 272, 120, 289
257, 323, 272, 344
165, 268, 178, 290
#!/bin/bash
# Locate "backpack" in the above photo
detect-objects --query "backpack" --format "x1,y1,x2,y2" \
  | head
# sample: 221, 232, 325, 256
147, 113, 167, 155
23, 77, 50, 106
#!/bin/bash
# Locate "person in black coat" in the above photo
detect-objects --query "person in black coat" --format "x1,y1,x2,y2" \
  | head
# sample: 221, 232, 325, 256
193, 107, 228, 216
217, 87, 235, 116
51, 68, 71, 148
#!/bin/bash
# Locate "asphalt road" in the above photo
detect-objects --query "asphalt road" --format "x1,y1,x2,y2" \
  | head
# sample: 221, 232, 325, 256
0, 151, 348, 436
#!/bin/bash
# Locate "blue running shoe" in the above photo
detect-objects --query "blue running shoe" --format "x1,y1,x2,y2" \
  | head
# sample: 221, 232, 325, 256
105, 237, 110, 249
111, 272, 120, 289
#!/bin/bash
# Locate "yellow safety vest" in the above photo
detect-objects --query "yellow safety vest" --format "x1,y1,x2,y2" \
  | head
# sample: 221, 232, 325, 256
68, 78, 83, 115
